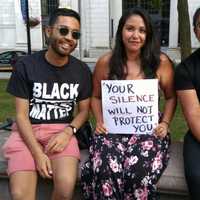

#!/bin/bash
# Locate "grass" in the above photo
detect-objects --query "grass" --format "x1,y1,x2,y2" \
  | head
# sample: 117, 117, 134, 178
0, 79, 188, 141
0, 79, 15, 122
159, 94, 187, 141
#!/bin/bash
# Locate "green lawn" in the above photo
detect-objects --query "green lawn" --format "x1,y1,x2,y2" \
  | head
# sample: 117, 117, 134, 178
0, 79, 188, 141
159, 95, 187, 141
0, 79, 15, 122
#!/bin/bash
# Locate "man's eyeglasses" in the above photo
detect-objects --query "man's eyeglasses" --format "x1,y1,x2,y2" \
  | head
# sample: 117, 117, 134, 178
55, 26, 81, 40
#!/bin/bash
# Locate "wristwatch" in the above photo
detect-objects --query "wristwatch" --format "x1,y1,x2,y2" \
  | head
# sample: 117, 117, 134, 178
68, 124, 77, 134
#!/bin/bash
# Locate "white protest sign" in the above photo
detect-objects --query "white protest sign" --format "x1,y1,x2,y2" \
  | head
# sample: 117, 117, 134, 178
101, 79, 158, 134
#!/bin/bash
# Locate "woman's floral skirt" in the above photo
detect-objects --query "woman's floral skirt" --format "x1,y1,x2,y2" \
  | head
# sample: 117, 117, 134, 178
81, 133, 170, 200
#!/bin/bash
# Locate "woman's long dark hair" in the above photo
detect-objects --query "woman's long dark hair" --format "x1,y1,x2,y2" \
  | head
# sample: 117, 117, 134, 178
193, 7, 200, 27
109, 8, 160, 79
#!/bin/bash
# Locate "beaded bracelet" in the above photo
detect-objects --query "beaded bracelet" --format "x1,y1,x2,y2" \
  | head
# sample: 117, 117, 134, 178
161, 120, 169, 127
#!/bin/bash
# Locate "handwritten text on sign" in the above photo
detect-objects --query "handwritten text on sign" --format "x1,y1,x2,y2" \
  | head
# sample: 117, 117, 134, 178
101, 79, 158, 134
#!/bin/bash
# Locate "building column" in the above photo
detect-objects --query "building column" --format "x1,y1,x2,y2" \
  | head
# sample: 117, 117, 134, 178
14, 0, 27, 48
14, 0, 43, 50
168, 0, 178, 48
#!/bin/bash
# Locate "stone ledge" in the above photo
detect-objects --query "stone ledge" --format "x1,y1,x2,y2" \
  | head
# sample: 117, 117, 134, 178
0, 130, 189, 197
157, 142, 188, 194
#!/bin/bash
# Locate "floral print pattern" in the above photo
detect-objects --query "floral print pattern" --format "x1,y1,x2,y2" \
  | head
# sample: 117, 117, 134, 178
81, 133, 170, 200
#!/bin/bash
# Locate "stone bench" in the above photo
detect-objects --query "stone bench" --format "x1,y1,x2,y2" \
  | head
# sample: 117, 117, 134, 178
157, 142, 188, 198
0, 130, 189, 200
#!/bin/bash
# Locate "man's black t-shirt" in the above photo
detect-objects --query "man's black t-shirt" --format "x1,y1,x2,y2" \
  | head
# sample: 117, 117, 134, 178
175, 48, 200, 100
7, 50, 92, 124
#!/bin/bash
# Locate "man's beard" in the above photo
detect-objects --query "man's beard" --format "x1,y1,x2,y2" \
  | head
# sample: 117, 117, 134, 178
49, 37, 76, 57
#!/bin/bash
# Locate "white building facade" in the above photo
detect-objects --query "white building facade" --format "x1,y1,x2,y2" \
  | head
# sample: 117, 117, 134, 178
0, 0, 199, 60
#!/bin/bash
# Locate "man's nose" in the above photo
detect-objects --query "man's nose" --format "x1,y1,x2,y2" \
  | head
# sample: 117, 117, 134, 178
64, 31, 73, 40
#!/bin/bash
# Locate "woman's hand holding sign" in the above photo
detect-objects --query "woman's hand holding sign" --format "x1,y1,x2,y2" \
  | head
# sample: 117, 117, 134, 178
154, 121, 169, 138
95, 121, 108, 134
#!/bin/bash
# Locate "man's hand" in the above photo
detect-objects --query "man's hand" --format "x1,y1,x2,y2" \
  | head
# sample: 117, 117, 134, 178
35, 152, 53, 179
45, 128, 73, 154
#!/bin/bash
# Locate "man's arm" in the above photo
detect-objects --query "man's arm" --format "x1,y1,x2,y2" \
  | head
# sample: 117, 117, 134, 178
70, 98, 91, 129
91, 96, 107, 134
46, 98, 90, 154
15, 97, 52, 178
177, 89, 200, 141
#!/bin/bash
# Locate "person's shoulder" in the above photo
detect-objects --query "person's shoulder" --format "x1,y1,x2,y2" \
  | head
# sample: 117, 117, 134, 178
13, 50, 45, 73
176, 48, 200, 71
159, 52, 172, 63
70, 55, 87, 66
69, 55, 91, 73
93, 51, 111, 76
18, 50, 44, 64
70, 55, 83, 64
190, 48, 200, 58
184, 48, 200, 64
156, 52, 174, 78
158, 52, 173, 70
95, 51, 112, 70
70, 55, 88, 66
97, 51, 112, 63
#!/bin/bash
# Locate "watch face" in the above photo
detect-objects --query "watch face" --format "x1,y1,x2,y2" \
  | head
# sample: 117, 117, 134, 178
69, 125, 77, 134
73, 127, 77, 134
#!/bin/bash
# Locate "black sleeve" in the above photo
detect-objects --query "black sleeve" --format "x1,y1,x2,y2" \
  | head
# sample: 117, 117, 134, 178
77, 64, 92, 101
7, 60, 30, 99
175, 63, 195, 91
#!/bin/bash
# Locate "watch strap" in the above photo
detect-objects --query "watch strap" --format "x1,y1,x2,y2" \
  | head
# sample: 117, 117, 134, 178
68, 124, 77, 134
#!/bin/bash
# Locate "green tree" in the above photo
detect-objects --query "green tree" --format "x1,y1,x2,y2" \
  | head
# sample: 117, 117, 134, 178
151, 0, 191, 60
177, 0, 191, 60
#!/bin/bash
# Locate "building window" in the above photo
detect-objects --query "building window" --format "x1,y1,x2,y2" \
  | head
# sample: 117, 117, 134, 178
41, 0, 59, 17
122, 0, 170, 46
41, 0, 59, 47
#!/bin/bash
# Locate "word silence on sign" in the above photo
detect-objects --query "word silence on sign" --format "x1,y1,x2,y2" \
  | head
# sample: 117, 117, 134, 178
101, 79, 158, 135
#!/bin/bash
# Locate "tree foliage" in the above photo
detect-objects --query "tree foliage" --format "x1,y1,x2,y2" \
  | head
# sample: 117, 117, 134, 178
151, 0, 161, 9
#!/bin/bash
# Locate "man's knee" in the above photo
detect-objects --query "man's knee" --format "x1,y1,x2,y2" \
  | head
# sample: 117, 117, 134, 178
10, 186, 29, 200
53, 187, 74, 200
54, 176, 76, 200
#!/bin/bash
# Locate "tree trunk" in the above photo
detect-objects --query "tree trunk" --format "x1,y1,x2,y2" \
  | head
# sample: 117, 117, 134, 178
177, 0, 191, 60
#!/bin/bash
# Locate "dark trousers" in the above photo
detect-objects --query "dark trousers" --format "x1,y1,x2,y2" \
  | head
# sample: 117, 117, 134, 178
184, 132, 200, 200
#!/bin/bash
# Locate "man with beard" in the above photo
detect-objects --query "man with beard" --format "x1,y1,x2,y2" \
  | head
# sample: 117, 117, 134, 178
2, 8, 92, 200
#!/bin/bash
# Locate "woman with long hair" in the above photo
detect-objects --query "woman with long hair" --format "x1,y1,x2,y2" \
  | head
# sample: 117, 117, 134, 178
82, 8, 176, 199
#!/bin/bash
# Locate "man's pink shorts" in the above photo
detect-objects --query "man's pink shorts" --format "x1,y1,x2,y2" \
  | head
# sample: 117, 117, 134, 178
2, 123, 80, 175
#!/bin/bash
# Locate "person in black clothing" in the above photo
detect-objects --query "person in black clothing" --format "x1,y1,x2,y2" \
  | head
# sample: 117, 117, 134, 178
175, 7, 200, 200
2, 8, 92, 200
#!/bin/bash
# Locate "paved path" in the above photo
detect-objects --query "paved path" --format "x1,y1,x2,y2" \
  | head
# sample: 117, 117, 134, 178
0, 72, 11, 79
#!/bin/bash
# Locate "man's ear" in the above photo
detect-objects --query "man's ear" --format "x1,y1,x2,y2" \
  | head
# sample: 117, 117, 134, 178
45, 26, 51, 38
194, 27, 197, 36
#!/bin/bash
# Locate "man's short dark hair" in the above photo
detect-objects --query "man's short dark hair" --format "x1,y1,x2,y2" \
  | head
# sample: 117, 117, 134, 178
48, 8, 80, 26
193, 7, 200, 27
